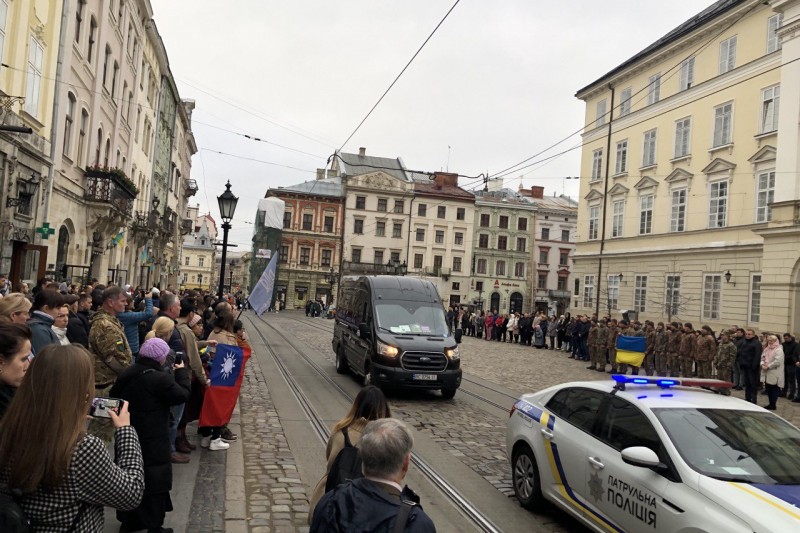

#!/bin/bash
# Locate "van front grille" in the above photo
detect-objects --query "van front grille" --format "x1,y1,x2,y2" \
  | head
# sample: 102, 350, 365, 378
401, 351, 447, 372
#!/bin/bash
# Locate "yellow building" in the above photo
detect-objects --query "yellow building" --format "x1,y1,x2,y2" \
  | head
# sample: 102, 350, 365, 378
572, 0, 797, 331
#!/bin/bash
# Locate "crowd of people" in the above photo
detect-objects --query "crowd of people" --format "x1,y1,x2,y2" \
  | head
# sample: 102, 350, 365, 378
447, 307, 572, 349
0, 273, 248, 532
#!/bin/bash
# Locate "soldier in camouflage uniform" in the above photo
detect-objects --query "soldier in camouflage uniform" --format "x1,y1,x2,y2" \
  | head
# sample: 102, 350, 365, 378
605, 319, 618, 373
654, 322, 668, 376
618, 321, 645, 375
695, 326, 717, 379
667, 322, 682, 377
679, 323, 695, 378
714, 332, 738, 395
590, 320, 608, 370
644, 321, 656, 376
587, 320, 599, 366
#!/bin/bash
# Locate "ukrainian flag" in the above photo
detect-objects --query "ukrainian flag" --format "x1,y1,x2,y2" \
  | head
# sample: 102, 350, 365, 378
616, 336, 646, 367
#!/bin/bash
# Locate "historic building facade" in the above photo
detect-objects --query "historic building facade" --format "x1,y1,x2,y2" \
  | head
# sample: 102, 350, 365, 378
180, 204, 215, 291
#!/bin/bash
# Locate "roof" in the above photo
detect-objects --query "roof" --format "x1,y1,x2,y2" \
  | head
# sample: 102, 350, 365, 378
576, 0, 744, 96
529, 195, 579, 212
474, 188, 536, 207
271, 176, 343, 198
414, 182, 475, 202
336, 151, 409, 182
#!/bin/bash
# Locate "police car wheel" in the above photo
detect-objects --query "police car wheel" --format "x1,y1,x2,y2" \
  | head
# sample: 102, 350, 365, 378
512, 445, 545, 510
335, 348, 349, 375
441, 387, 456, 399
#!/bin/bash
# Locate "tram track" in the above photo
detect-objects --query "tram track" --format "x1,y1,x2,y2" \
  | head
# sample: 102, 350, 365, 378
245, 312, 504, 533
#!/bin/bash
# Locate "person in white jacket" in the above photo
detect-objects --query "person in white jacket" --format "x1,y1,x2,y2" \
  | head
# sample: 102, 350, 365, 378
507, 313, 519, 343
761, 334, 785, 410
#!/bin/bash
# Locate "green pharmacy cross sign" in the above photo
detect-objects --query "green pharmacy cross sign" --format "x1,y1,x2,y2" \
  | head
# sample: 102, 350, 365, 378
36, 222, 55, 240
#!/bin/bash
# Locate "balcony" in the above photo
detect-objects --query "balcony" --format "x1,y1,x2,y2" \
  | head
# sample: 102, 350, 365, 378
185, 178, 199, 197
342, 261, 401, 275
161, 210, 176, 236
549, 290, 572, 299
85, 166, 138, 215
180, 218, 193, 235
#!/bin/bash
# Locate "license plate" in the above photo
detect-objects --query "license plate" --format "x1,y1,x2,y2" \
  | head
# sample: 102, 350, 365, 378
412, 374, 437, 381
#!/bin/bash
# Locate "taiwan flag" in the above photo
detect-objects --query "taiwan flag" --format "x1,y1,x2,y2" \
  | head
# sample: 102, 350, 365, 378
616, 336, 646, 367
199, 343, 251, 427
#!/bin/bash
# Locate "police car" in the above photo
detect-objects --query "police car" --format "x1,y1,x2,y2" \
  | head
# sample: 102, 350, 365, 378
506, 375, 800, 532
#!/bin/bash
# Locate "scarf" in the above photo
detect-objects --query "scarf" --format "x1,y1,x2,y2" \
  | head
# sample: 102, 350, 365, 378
763, 342, 780, 365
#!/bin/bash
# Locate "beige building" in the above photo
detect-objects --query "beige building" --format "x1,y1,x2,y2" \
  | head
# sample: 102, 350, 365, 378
571, 0, 799, 331
180, 205, 215, 291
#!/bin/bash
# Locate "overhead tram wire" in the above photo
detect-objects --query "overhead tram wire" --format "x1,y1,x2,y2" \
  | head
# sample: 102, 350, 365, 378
192, 121, 327, 160
199, 148, 318, 174
336, 0, 462, 152
487, 0, 765, 181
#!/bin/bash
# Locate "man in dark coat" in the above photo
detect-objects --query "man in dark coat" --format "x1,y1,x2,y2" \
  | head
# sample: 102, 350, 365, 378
66, 293, 92, 347
311, 419, 435, 532
738, 328, 763, 403
782, 333, 798, 399
111, 337, 190, 533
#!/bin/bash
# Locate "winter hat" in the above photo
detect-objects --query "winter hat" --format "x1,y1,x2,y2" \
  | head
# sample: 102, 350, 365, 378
151, 287, 161, 295
138, 338, 170, 364
188, 314, 202, 327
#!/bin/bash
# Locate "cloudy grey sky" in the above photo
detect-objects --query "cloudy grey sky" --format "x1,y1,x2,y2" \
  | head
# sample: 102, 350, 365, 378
152, 0, 706, 247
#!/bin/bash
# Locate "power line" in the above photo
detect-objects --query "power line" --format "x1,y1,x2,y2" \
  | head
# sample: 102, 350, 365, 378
199, 148, 318, 174
192, 120, 326, 159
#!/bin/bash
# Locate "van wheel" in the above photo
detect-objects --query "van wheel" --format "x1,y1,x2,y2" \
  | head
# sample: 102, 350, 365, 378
441, 387, 457, 399
512, 444, 545, 511
335, 348, 349, 375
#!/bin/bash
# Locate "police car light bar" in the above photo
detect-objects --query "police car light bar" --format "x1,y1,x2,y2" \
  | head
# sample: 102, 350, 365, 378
612, 374, 734, 390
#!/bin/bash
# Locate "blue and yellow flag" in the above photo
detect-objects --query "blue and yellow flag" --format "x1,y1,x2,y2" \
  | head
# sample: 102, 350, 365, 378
616, 335, 646, 366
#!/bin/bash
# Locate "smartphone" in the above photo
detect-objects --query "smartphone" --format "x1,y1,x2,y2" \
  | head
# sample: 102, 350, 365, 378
90, 397, 123, 418
175, 351, 184, 365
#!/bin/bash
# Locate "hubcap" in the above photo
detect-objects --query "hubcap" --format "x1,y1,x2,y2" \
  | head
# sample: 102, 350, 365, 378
514, 454, 534, 500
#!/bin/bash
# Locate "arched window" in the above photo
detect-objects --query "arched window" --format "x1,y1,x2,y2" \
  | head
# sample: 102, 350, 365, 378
56, 226, 70, 279
111, 61, 119, 97
75, 0, 85, 44
95, 128, 102, 165
63, 93, 76, 155
104, 138, 110, 167
77, 109, 88, 167
87, 17, 97, 63
102, 45, 111, 86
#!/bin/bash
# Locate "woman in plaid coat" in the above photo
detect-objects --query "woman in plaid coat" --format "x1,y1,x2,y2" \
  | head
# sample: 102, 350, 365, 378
0, 344, 144, 531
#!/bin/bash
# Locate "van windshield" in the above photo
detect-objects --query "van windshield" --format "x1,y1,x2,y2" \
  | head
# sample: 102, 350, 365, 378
374, 302, 449, 336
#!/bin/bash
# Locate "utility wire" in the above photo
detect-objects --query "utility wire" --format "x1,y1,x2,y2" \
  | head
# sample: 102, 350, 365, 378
193, 120, 326, 159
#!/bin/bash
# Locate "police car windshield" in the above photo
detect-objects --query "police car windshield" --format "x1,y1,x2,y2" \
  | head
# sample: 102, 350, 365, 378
374, 302, 449, 336
654, 408, 800, 484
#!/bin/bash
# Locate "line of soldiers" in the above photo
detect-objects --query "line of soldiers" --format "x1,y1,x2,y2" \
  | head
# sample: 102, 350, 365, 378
582, 319, 738, 393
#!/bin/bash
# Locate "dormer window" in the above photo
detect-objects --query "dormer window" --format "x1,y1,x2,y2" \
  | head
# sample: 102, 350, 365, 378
201, 239, 205, 245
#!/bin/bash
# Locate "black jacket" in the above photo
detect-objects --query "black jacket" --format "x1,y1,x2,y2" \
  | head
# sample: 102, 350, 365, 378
146, 312, 185, 354
110, 358, 190, 494
311, 478, 435, 533
783, 340, 799, 367
67, 310, 91, 348
0, 382, 15, 420
737, 337, 763, 371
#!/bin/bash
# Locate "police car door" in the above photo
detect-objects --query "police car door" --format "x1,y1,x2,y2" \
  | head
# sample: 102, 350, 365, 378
588, 395, 683, 532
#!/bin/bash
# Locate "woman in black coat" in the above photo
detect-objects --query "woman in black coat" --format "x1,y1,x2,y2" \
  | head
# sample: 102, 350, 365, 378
111, 337, 191, 533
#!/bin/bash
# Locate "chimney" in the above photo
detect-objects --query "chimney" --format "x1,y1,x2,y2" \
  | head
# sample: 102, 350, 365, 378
358, 147, 366, 157
531, 185, 544, 199
433, 172, 458, 189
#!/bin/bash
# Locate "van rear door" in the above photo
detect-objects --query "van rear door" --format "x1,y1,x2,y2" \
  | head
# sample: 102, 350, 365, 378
346, 287, 371, 375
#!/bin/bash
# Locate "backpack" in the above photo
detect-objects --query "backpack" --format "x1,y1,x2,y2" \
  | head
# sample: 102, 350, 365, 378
0, 492, 31, 533
325, 427, 363, 492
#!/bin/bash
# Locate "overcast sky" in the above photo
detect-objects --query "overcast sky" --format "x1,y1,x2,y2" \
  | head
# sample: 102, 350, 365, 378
152, 0, 707, 247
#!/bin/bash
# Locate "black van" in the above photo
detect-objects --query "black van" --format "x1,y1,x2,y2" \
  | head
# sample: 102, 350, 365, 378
331, 275, 462, 398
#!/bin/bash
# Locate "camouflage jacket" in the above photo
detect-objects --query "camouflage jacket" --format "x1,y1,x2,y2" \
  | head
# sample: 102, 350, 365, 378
645, 329, 656, 354
654, 330, 668, 354
89, 309, 133, 386
596, 325, 608, 347
714, 341, 738, 369
588, 326, 598, 346
667, 331, 682, 354
607, 327, 618, 349
695, 335, 717, 362
679, 333, 695, 358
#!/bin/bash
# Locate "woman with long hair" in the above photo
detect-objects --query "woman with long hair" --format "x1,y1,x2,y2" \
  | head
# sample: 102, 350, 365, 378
307, 385, 392, 524
0, 293, 32, 324
0, 323, 32, 418
0, 344, 144, 531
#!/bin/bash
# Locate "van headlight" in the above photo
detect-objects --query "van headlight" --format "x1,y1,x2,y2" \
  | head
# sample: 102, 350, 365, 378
377, 340, 399, 357
445, 346, 460, 360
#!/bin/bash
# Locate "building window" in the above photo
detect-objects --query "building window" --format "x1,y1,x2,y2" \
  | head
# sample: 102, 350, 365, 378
756, 171, 775, 223
283, 211, 291, 229
478, 234, 488, 248
518, 217, 528, 231
373, 250, 384, 264
611, 200, 624, 238
302, 213, 313, 231
750, 274, 762, 323
719, 36, 737, 74
634, 275, 647, 313
452, 282, 460, 291
761, 85, 780, 133
418, 203, 427, 217
392, 223, 402, 238
452, 257, 462, 272
702, 274, 722, 320
435, 230, 444, 244
414, 253, 423, 269
111, 61, 119, 97
561, 229, 570, 242
376, 221, 385, 237
391, 251, 401, 263
298, 247, 310, 265
583, 275, 595, 307
574, 278, 580, 296
198, 256, 205, 267
515, 262, 525, 278
88, 17, 97, 62
377, 198, 387, 212
197, 274, 203, 285
77, 110, 88, 167
351, 248, 361, 263
324, 216, 334, 233
679, 57, 694, 91
541, 227, 550, 240
619, 87, 632, 116
559, 251, 569, 266
588, 206, 599, 240
496, 260, 506, 276
321, 249, 332, 267
713, 102, 733, 147
24, 37, 44, 118
497, 236, 507, 250
591, 149, 603, 181
670, 189, 687, 232
642, 129, 657, 167
64, 93, 76, 156
456, 207, 465, 220
709, 180, 728, 228
353, 219, 364, 234
639, 194, 653, 235
614, 140, 628, 175
499, 215, 509, 229
768, 13, 783, 53
539, 249, 549, 264
454, 232, 463, 246
437, 206, 446, 219
184, 256, 190, 266
607, 275, 620, 310
480, 213, 490, 227
415, 228, 425, 241
74, 0, 83, 43
355, 196, 366, 209
674, 117, 691, 158
557, 276, 567, 291
393, 200, 404, 213
433, 255, 443, 274
516, 237, 526, 252
647, 73, 660, 105
666, 275, 681, 316
596, 99, 607, 127
537, 273, 547, 289
476, 258, 487, 274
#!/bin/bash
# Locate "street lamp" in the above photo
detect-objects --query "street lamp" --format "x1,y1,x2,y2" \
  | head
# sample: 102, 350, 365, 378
216, 180, 239, 300
229, 259, 236, 293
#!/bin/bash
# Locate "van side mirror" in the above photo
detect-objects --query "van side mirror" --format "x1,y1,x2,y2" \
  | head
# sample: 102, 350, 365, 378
358, 323, 371, 340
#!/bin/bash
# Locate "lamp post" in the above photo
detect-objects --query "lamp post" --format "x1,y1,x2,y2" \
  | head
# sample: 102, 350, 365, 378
229, 259, 236, 293
216, 181, 238, 301
327, 267, 339, 305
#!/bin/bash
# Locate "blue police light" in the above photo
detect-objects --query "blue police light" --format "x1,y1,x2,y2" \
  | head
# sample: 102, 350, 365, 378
632, 378, 649, 384
612, 375, 679, 389
656, 379, 678, 387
